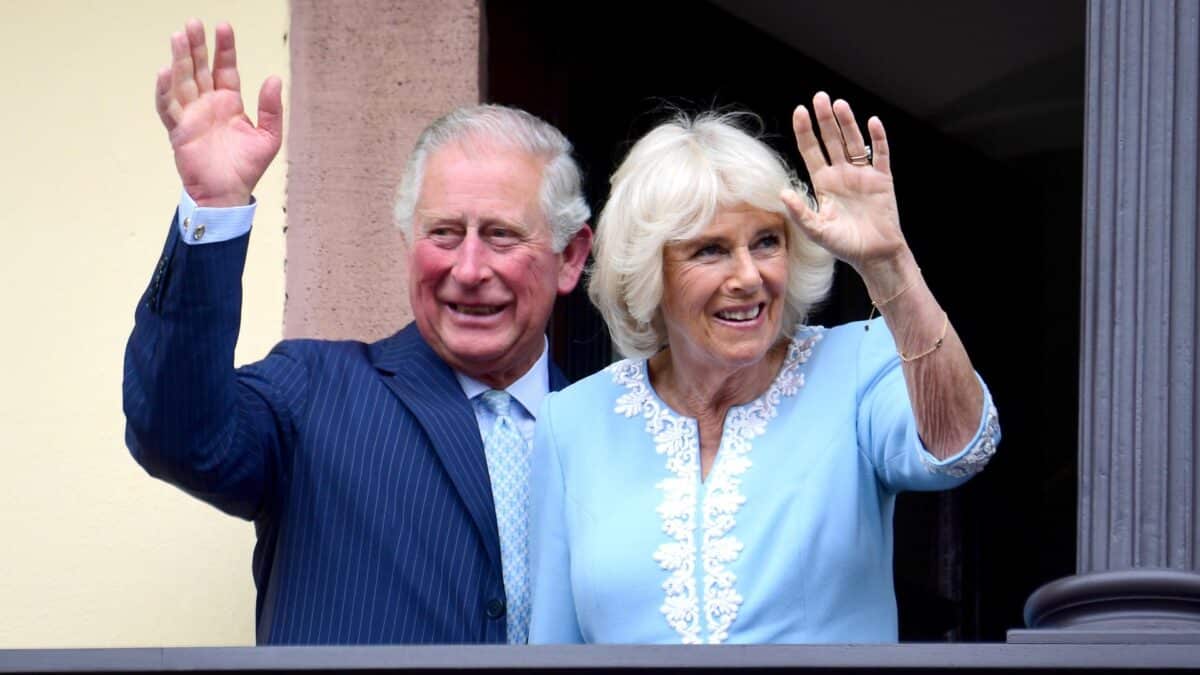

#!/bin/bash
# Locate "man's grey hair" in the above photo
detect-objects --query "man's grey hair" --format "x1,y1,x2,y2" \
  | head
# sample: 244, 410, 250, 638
393, 104, 591, 252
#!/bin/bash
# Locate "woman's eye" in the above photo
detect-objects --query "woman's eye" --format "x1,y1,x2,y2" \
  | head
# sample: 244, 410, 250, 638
693, 244, 724, 258
754, 234, 782, 250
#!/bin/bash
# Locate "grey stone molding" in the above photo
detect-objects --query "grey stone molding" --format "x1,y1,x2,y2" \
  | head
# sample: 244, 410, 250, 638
1022, 569, 1200, 630
2, 644, 1199, 673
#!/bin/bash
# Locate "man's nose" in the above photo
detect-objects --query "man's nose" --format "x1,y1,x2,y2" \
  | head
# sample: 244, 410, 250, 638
451, 231, 492, 286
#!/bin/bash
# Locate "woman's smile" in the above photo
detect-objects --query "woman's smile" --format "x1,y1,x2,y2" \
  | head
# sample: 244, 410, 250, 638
713, 302, 765, 323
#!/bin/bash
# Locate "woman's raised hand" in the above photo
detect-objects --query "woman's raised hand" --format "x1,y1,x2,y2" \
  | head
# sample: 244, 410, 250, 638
781, 92, 908, 279
155, 20, 283, 208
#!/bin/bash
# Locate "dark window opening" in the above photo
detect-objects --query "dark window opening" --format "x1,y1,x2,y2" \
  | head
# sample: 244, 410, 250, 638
485, 0, 1084, 641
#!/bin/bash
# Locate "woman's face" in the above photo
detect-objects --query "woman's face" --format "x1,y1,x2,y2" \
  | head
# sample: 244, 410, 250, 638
660, 204, 789, 372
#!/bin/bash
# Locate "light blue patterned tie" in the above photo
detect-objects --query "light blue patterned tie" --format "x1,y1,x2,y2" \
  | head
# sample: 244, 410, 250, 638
479, 389, 531, 644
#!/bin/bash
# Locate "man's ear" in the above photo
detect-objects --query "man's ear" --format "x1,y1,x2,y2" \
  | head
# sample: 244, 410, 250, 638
556, 224, 594, 295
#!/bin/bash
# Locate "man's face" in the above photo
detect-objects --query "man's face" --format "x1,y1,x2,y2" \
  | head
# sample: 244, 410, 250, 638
409, 141, 590, 388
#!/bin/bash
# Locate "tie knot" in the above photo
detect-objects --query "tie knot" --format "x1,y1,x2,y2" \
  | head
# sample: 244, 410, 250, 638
480, 389, 514, 417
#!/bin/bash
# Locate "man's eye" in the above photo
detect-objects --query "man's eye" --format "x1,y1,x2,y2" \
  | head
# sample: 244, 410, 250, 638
487, 227, 521, 244
427, 227, 463, 245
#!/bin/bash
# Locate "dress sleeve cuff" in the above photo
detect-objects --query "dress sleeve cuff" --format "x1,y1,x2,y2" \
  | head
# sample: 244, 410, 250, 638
916, 377, 1001, 479
177, 188, 257, 245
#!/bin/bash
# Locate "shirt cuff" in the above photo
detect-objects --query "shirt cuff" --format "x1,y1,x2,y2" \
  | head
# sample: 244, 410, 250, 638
178, 188, 256, 245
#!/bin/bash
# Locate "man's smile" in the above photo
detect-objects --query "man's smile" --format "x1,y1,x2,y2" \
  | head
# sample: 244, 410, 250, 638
448, 302, 507, 316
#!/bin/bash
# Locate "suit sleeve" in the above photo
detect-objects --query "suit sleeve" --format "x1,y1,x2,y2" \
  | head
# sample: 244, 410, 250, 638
122, 212, 307, 520
529, 393, 585, 643
854, 318, 1000, 493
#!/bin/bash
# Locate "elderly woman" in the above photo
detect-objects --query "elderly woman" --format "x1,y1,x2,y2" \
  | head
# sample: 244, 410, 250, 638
528, 93, 999, 644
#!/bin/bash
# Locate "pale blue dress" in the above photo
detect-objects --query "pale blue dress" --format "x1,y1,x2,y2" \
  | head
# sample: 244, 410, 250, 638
528, 318, 1000, 644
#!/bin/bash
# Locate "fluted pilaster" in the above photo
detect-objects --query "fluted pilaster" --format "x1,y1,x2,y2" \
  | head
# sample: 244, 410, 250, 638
1078, 0, 1200, 574
1012, 0, 1200, 641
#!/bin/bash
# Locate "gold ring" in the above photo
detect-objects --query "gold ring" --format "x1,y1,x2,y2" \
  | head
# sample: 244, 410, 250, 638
847, 145, 872, 166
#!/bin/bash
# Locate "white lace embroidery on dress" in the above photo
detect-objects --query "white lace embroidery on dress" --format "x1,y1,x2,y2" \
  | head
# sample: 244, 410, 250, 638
920, 404, 1001, 478
610, 328, 822, 644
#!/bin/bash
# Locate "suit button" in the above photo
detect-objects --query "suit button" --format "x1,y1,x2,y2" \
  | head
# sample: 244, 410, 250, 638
485, 598, 506, 619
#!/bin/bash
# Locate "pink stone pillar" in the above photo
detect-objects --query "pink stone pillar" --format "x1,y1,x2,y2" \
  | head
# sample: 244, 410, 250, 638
286, 0, 481, 340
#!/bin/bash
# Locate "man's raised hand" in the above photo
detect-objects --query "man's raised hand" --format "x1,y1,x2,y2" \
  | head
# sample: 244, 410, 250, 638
155, 20, 282, 208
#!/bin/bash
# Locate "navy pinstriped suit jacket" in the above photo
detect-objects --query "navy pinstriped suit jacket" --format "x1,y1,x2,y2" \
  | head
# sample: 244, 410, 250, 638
123, 218, 568, 644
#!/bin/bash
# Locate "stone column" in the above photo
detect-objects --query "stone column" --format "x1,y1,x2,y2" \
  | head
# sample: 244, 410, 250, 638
1010, 0, 1200, 642
286, 0, 481, 341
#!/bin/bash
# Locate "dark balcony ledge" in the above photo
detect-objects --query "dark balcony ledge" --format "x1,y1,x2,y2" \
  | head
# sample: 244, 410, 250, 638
2, 644, 1200, 674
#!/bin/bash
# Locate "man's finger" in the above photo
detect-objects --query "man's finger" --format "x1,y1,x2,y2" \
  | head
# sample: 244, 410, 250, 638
170, 31, 199, 105
256, 76, 284, 144
212, 22, 241, 92
155, 66, 178, 131
185, 18, 213, 94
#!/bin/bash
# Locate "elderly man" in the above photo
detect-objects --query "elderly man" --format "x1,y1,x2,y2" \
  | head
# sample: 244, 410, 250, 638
123, 20, 591, 645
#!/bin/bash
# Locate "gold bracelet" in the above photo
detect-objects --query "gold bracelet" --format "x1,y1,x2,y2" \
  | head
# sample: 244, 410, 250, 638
899, 312, 949, 363
866, 267, 921, 322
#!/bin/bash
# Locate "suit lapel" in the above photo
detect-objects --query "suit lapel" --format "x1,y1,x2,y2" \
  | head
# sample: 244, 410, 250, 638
548, 361, 569, 392
369, 324, 501, 570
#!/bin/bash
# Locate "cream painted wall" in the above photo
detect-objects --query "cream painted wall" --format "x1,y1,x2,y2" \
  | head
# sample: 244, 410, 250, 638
0, 2, 287, 647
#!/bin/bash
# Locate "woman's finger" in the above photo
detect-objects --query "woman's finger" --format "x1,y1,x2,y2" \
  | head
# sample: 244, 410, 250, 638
811, 92, 847, 164
868, 116, 891, 175
792, 105, 828, 175
833, 99, 870, 167
780, 188, 830, 245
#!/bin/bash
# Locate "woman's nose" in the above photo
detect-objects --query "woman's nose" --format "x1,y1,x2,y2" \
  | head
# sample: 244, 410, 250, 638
726, 248, 763, 294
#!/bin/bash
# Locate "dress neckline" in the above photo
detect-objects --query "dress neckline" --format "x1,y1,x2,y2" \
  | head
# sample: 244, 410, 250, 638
637, 326, 820, 424
606, 323, 824, 644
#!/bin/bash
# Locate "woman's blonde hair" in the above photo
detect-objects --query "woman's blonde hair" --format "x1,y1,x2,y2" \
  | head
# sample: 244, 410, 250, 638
589, 112, 834, 358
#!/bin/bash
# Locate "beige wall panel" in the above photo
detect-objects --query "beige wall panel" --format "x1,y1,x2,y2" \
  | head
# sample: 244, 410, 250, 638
0, 1, 288, 647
